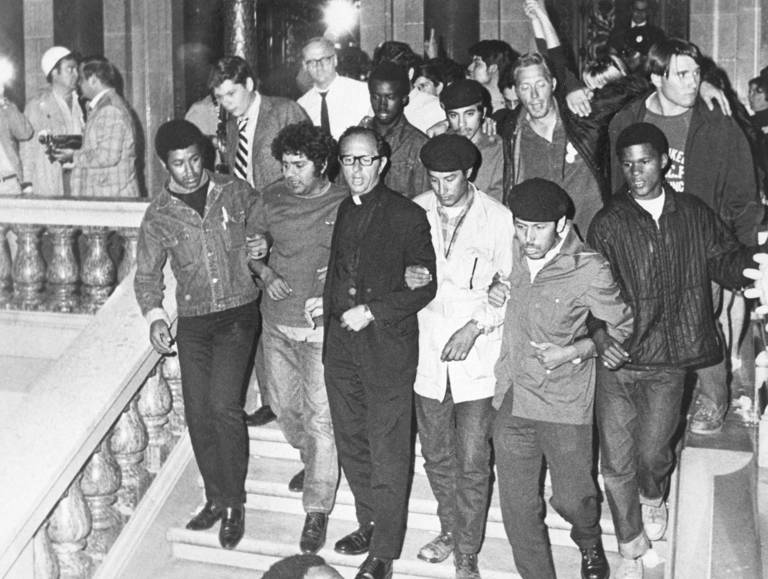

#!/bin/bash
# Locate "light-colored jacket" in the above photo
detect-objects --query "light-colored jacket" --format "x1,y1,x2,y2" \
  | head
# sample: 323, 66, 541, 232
72, 88, 140, 198
413, 186, 514, 403
21, 88, 83, 196
0, 98, 33, 180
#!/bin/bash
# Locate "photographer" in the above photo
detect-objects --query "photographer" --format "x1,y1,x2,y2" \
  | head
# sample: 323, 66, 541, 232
0, 55, 33, 196
21, 46, 83, 197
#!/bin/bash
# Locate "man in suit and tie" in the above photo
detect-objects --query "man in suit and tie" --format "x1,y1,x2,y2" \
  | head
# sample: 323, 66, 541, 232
56, 56, 140, 198
209, 55, 309, 427
323, 126, 437, 579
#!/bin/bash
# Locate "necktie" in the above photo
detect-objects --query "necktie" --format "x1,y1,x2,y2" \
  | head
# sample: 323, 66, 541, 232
319, 91, 330, 135
234, 116, 249, 182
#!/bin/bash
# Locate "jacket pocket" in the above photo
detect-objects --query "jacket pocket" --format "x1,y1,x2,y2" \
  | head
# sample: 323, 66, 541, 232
224, 208, 246, 251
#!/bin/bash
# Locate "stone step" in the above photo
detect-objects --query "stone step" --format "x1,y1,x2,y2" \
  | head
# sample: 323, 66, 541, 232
167, 507, 629, 579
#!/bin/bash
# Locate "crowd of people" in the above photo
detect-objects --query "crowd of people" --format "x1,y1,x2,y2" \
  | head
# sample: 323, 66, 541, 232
6, 1, 768, 579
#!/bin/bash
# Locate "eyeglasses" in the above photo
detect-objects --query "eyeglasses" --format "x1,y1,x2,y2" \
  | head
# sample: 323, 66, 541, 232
304, 55, 334, 68
339, 155, 383, 167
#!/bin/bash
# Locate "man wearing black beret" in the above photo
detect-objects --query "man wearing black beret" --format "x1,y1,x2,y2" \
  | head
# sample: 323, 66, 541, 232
439, 79, 504, 202
490, 177, 633, 579
406, 133, 513, 578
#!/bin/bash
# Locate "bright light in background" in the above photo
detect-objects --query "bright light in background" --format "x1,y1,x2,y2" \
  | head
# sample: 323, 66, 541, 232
0, 57, 15, 86
324, 0, 359, 38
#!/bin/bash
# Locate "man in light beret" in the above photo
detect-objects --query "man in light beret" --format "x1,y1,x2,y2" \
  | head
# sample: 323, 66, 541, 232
439, 79, 504, 202
489, 177, 633, 579
404, 133, 513, 578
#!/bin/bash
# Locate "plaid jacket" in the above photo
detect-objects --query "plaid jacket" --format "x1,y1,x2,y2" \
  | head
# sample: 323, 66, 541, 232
72, 88, 140, 198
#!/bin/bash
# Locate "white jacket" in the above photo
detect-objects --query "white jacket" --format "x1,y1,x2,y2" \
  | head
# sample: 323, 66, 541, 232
413, 187, 514, 403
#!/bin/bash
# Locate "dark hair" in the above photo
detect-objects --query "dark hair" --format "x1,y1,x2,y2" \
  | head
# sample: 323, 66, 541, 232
414, 62, 445, 89
615, 122, 669, 158
208, 55, 254, 91
469, 40, 519, 73
271, 121, 337, 176
155, 120, 204, 163
750, 75, 768, 94
46, 53, 79, 84
338, 126, 391, 159
372, 40, 421, 73
646, 37, 702, 78
368, 62, 410, 96
498, 62, 516, 91
80, 56, 120, 89
434, 57, 468, 86
262, 554, 326, 579
511, 52, 553, 85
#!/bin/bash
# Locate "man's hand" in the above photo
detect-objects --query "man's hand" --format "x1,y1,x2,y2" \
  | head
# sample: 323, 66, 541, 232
592, 327, 630, 370
424, 27, 438, 59
530, 341, 575, 370
51, 147, 75, 163
744, 252, 768, 321
566, 88, 593, 117
149, 319, 174, 355
304, 296, 323, 328
488, 275, 510, 307
481, 117, 497, 137
262, 267, 292, 301
316, 265, 328, 285
441, 321, 482, 362
246, 235, 268, 260
427, 119, 450, 138
340, 304, 374, 332
699, 80, 732, 116
405, 265, 432, 290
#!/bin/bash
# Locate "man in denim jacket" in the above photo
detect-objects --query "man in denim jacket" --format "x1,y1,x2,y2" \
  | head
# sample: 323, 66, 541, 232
134, 120, 260, 550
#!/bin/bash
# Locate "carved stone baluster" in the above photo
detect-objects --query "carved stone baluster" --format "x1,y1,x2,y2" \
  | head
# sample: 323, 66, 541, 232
117, 228, 139, 283
48, 476, 92, 579
0, 224, 12, 307
81, 439, 122, 564
11, 224, 45, 310
138, 366, 173, 474
109, 399, 150, 521
33, 522, 59, 579
46, 225, 80, 312
162, 353, 186, 436
80, 227, 116, 313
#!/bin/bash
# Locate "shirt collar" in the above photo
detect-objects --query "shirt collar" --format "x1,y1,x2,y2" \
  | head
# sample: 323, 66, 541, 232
88, 88, 110, 109
240, 91, 261, 122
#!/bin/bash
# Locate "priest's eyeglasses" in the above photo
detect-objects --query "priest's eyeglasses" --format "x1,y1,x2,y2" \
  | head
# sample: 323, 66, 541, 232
339, 155, 384, 166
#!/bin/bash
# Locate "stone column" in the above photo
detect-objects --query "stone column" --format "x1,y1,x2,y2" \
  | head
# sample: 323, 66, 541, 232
162, 353, 186, 437
81, 439, 122, 564
110, 399, 150, 521
48, 476, 93, 579
46, 225, 80, 312
33, 522, 59, 579
138, 366, 174, 474
224, 0, 257, 65
424, 0, 478, 61
117, 228, 139, 283
80, 226, 116, 313
0, 224, 12, 306
11, 224, 46, 310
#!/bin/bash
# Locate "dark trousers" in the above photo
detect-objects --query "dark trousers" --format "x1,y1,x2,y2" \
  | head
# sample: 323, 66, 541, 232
415, 388, 493, 554
176, 300, 259, 508
494, 395, 601, 579
595, 365, 684, 553
324, 319, 414, 559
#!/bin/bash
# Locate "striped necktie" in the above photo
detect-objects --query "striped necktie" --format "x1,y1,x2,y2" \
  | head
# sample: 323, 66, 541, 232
234, 116, 249, 182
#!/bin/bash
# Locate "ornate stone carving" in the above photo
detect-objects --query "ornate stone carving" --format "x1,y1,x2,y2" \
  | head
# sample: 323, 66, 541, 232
33, 522, 59, 579
162, 353, 187, 436
117, 228, 139, 283
11, 224, 45, 310
109, 399, 150, 520
0, 224, 12, 306
138, 366, 174, 474
80, 227, 116, 313
81, 439, 123, 564
48, 476, 93, 579
46, 226, 80, 312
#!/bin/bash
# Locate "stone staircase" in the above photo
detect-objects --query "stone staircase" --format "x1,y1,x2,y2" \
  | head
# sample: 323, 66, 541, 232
166, 423, 667, 578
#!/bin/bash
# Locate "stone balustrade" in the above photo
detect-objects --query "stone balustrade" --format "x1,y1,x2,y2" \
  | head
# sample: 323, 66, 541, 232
0, 197, 148, 313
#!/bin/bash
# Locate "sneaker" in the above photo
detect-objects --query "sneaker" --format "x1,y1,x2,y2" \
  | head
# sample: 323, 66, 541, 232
615, 557, 643, 579
454, 552, 481, 579
688, 399, 724, 434
417, 532, 454, 563
642, 502, 668, 541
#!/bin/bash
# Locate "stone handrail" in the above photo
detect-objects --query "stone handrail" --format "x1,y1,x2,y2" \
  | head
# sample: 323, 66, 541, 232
0, 197, 149, 312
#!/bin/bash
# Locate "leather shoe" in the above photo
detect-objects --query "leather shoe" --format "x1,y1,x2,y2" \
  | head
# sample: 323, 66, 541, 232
289, 469, 305, 493
219, 506, 245, 550
185, 500, 221, 530
580, 541, 609, 579
334, 522, 374, 555
299, 511, 328, 554
354, 555, 392, 579
245, 405, 276, 427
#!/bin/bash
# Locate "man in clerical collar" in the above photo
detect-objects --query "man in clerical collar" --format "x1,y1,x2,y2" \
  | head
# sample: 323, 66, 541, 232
323, 126, 436, 579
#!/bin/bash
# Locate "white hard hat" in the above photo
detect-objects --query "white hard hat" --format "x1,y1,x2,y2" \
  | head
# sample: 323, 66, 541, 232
41, 46, 72, 77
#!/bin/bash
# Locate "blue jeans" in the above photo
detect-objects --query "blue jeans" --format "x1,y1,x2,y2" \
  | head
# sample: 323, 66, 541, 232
415, 387, 494, 554
262, 321, 338, 513
595, 365, 685, 557
176, 300, 259, 508
494, 394, 601, 579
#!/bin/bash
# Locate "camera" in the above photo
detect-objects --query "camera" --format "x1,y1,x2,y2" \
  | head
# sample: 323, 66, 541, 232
39, 133, 83, 162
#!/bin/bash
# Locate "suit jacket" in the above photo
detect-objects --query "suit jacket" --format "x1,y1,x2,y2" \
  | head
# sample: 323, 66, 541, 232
0, 98, 33, 180
225, 94, 308, 190
21, 88, 83, 196
71, 88, 140, 198
323, 182, 437, 374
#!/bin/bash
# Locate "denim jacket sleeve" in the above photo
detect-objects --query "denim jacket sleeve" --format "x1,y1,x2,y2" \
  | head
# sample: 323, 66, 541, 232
134, 213, 168, 319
